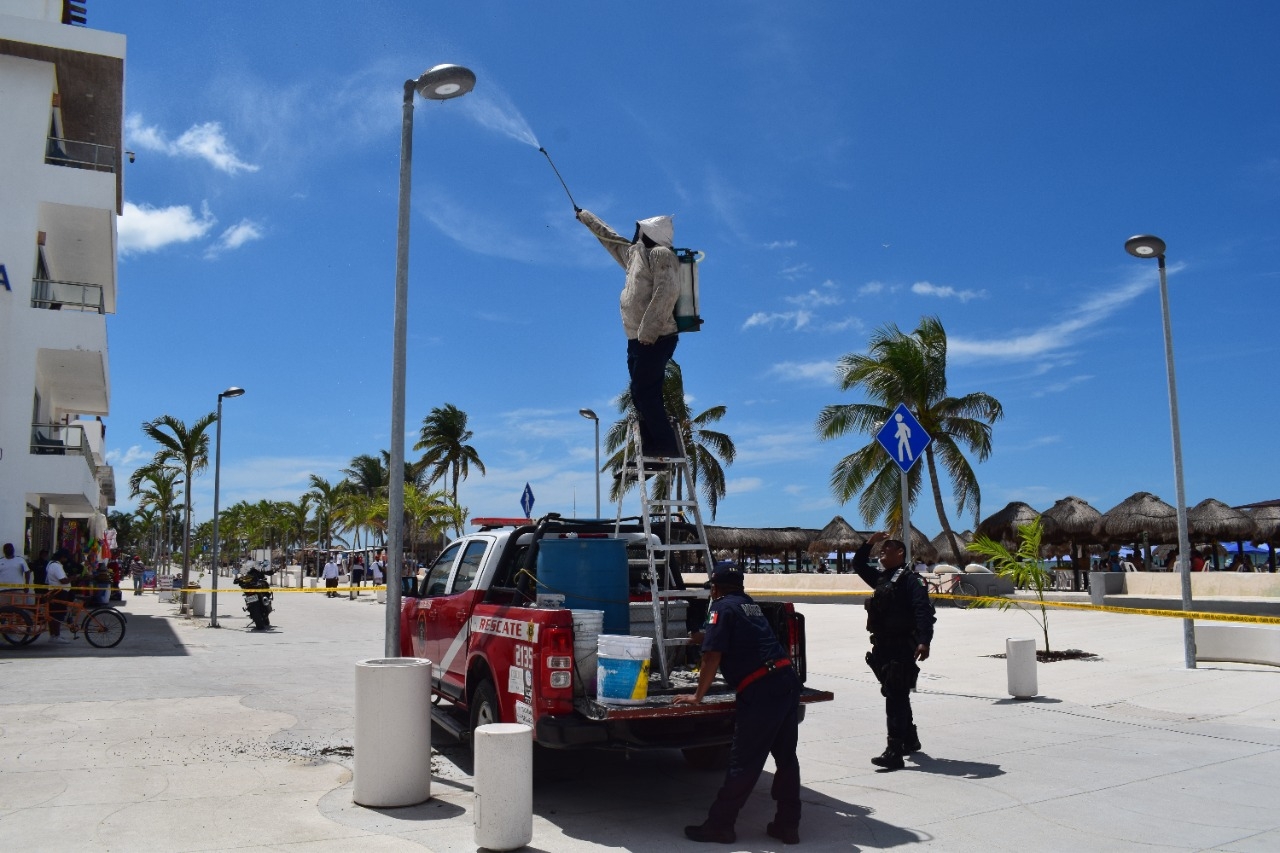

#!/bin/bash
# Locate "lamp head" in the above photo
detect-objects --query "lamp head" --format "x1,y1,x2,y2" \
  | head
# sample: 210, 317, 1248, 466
414, 64, 476, 100
220, 386, 246, 399
1124, 234, 1166, 259
579, 408, 598, 421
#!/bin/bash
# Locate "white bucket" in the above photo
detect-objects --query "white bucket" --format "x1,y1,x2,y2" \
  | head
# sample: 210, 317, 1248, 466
571, 610, 604, 697
596, 634, 652, 704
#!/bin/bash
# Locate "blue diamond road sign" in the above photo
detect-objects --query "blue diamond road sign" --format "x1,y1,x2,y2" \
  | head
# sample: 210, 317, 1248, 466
875, 403, 932, 473
520, 483, 535, 517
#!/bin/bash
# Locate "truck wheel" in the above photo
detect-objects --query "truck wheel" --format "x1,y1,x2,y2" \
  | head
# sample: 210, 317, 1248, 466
469, 679, 501, 734
682, 744, 731, 770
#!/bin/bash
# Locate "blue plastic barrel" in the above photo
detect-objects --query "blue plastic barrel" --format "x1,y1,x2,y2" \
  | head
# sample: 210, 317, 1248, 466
536, 538, 629, 634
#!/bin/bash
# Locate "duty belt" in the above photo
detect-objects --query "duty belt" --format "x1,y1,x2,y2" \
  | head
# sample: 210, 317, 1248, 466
736, 658, 792, 692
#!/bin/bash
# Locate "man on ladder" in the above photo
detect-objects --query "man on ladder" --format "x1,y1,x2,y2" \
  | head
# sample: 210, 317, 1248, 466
576, 207, 682, 465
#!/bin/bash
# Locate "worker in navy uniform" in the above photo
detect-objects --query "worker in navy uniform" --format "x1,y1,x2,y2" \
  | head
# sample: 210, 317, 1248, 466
673, 568, 802, 845
853, 531, 936, 770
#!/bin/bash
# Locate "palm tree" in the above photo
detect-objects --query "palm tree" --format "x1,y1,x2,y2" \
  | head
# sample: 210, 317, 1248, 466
816, 315, 1003, 565
343, 453, 389, 498
415, 404, 485, 533
279, 496, 313, 554
129, 461, 183, 575
307, 474, 342, 554
141, 412, 217, 593
603, 359, 736, 520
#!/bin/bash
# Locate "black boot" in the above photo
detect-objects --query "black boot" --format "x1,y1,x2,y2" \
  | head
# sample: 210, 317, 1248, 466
871, 739, 905, 770
766, 821, 800, 845
683, 822, 736, 844
902, 725, 921, 754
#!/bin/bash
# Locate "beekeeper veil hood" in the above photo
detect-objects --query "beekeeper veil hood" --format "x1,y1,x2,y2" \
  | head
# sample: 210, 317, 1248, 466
632, 214, 674, 248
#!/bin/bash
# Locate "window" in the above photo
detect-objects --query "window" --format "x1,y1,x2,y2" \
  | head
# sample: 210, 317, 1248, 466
421, 543, 461, 597
450, 541, 488, 594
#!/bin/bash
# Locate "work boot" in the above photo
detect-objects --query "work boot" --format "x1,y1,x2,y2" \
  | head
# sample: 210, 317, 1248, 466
766, 821, 800, 845
683, 822, 736, 844
871, 739, 905, 770
902, 726, 922, 754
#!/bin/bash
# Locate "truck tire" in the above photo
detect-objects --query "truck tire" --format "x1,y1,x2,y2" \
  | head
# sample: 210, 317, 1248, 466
682, 744, 731, 770
469, 679, 501, 735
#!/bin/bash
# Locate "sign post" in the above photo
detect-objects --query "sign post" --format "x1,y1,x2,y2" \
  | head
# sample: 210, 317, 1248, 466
874, 403, 932, 566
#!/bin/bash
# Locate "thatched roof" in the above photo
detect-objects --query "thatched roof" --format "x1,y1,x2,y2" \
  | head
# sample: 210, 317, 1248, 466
1245, 505, 1280, 544
704, 526, 816, 551
930, 529, 981, 563
1040, 496, 1102, 543
1186, 498, 1255, 541
908, 526, 938, 562
1096, 491, 1177, 540
975, 501, 1041, 544
808, 515, 865, 553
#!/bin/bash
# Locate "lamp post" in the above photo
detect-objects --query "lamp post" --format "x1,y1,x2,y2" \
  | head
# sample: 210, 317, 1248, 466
1125, 234, 1196, 668
209, 385, 245, 627
386, 64, 476, 656
579, 408, 601, 517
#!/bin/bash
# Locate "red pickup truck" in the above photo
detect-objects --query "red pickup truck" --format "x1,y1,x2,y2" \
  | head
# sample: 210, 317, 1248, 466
400, 515, 833, 765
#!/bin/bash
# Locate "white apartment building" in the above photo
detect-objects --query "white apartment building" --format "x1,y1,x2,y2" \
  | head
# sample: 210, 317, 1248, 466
0, 0, 123, 560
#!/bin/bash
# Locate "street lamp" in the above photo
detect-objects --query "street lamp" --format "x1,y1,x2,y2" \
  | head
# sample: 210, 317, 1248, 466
579, 409, 601, 517
386, 64, 476, 656
209, 385, 245, 627
1125, 234, 1196, 668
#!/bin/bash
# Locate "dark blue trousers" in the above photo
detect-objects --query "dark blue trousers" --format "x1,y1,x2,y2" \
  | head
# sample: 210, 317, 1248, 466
705, 672, 802, 832
626, 334, 679, 457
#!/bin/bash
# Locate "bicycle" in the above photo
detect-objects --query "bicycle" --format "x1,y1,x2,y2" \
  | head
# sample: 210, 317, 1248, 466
922, 572, 980, 608
0, 589, 127, 648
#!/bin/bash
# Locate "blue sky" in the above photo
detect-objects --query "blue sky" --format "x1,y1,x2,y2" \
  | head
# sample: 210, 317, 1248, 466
98, 1, 1280, 537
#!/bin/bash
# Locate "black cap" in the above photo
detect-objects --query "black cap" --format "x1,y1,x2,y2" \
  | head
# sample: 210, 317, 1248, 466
710, 568, 745, 589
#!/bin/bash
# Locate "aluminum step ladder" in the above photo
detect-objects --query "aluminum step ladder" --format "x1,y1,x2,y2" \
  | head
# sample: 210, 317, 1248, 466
614, 417, 717, 687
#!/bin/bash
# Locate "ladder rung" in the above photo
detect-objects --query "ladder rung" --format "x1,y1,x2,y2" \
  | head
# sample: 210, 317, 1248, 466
649, 499, 697, 507
651, 543, 708, 552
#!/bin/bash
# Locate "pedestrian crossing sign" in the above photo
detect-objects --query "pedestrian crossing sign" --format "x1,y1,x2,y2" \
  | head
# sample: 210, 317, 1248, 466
875, 403, 931, 473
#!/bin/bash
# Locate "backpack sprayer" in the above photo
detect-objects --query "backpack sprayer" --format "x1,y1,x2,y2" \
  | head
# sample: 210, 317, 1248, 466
541, 146, 703, 332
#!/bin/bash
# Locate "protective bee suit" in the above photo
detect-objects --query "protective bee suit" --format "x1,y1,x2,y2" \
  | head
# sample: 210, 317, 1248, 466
577, 208, 681, 458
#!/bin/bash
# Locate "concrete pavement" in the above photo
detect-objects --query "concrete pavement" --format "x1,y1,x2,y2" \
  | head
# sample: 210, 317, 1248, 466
2, 580, 1279, 851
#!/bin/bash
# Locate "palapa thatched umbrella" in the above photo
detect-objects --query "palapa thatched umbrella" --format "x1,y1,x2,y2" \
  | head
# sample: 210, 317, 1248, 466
907, 526, 937, 563
930, 528, 979, 566
975, 501, 1041, 545
1096, 491, 1178, 544
1245, 505, 1280, 570
705, 526, 818, 572
1187, 498, 1256, 570
808, 515, 865, 572
1040, 496, 1101, 590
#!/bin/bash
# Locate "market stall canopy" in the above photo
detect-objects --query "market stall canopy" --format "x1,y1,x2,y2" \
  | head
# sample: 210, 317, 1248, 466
1186, 498, 1255, 541
975, 501, 1041, 544
1096, 491, 1178, 541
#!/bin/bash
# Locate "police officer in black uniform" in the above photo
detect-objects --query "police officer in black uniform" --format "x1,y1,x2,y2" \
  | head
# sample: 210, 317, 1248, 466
853, 531, 936, 770
673, 568, 802, 845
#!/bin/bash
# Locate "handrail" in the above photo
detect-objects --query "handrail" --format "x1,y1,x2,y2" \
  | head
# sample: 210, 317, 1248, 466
31, 278, 105, 313
45, 136, 118, 173
29, 423, 98, 478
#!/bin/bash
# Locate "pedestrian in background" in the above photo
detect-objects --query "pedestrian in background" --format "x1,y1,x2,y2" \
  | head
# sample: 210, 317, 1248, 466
0, 543, 31, 590
130, 556, 145, 596
349, 556, 365, 600
322, 556, 340, 598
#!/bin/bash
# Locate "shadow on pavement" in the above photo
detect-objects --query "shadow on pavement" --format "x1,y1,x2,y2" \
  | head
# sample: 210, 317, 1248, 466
992, 696, 1062, 705
0, 612, 189, 658
905, 752, 1004, 779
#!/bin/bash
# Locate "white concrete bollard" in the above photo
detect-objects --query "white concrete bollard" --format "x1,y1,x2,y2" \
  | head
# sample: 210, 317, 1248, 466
1006, 637, 1038, 698
190, 593, 208, 617
353, 658, 433, 807
376, 587, 387, 604
474, 723, 533, 851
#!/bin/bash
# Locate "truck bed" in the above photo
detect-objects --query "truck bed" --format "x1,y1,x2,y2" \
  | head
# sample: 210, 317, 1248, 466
574, 686, 835, 721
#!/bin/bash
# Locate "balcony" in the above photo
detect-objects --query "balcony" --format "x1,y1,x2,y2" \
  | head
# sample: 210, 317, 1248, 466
45, 135, 118, 174
31, 277, 105, 313
30, 422, 98, 480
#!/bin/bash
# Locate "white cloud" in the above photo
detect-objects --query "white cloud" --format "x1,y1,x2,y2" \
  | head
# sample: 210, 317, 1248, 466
126, 114, 259, 175
1032, 375, 1094, 397
778, 263, 811, 282
727, 477, 764, 496
764, 240, 797, 250
785, 282, 842, 309
743, 310, 812, 331
105, 444, 150, 467
118, 201, 216, 255
949, 269, 1162, 363
912, 281, 987, 302
766, 360, 837, 384
205, 219, 265, 258
858, 281, 885, 296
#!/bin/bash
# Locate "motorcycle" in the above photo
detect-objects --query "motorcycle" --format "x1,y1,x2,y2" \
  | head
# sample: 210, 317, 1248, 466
234, 562, 275, 631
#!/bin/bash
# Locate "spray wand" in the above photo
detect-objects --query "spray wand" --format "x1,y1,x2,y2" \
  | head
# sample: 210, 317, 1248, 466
540, 147, 580, 213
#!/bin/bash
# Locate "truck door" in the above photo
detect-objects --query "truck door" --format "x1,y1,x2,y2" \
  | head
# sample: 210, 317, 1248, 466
434, 539, 490, 690
410, 541, 461, 663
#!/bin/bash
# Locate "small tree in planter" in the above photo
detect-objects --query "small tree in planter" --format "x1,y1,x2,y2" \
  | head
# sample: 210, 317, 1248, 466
970, 517, 1054, 655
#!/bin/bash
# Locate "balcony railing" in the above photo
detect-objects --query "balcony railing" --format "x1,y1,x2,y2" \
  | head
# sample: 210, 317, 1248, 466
30, 423, 98, 479
32, 278, 105, 313
45, 136, 118, 173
